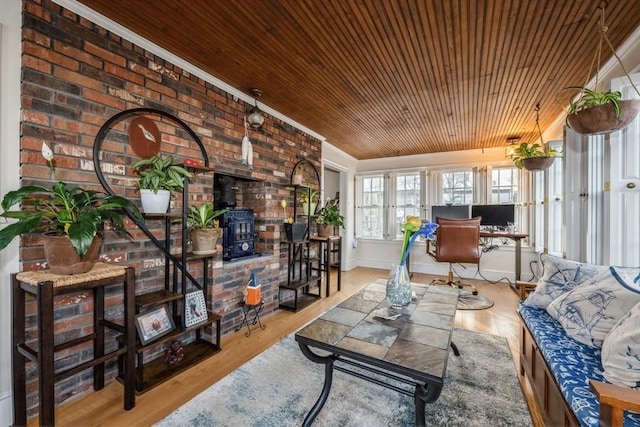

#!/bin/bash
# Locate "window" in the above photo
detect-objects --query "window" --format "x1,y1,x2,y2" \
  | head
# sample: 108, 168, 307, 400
358, 175, 384, 238
491, 167, 519, 203
442, 170, 473, 204
395, 173, 421, 237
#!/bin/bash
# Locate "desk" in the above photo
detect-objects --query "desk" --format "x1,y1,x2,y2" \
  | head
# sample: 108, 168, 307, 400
12, 263, 136, 426
295, 280, 459, 427
479, 232, 528, 281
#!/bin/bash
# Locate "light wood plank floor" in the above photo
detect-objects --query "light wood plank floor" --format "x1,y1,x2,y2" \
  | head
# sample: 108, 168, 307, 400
30, 267, 544, 426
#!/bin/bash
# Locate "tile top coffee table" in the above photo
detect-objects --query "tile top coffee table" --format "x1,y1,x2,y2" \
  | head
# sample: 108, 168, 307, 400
295, 279, 459, 427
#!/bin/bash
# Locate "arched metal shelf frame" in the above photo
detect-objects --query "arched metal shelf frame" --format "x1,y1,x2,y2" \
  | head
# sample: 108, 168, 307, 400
92, 108, 210, 296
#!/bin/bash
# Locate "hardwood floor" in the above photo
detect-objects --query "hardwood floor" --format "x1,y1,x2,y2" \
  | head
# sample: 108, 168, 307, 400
35, 267, 544, 426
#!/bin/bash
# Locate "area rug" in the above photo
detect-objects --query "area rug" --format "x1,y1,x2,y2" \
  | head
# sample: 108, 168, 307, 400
457, 292, 495, 310
156, 328, 531, 427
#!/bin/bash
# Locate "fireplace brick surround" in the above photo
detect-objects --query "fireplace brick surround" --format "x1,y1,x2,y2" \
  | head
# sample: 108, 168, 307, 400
16, 0, 322, 414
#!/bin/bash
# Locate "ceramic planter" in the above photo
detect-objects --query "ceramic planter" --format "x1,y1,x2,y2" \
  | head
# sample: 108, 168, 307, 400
41, 233, 102, 275
284, 222, 307, 241
316, 224, 333, 237
190, 228, 222, 255
567, 99, 640, 136
522, 157, 555, 172
140, 189, 171, 214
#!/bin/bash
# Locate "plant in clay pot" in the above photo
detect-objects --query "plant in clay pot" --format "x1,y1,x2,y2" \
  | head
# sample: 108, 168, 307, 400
510, 142, 559, 171
0, 142, 143, 274
187, 202, 228, 255
132, 154, 192, 213
315, 199, 345, 237
565, 87, 640, 136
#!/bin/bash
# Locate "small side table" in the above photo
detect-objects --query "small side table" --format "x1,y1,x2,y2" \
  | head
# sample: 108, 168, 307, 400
310, 236, 342, 296
235, 300, 266, 337
12, 263, 136, 426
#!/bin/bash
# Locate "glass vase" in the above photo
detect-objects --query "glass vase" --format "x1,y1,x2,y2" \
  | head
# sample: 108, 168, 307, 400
386, 263, 412, 308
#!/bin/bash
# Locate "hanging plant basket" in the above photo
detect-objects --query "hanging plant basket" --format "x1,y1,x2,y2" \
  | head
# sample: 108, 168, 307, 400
521, 157, 555, 172
567, 99, 640, 136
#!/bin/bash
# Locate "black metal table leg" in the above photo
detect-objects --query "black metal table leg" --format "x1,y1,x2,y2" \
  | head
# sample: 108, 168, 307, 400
298, 342, 338, 426
450, 341, 460, 356
414, 383, 443, 427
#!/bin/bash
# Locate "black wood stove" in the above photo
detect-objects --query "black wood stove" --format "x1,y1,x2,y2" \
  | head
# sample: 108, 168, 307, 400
221, 209, 259, 261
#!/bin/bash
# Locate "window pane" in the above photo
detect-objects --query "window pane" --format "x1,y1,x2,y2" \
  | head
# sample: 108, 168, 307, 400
360, 175, 384, 238
491, 168, 519, 203
442, 170, 473, 204
396, 173, 421, 237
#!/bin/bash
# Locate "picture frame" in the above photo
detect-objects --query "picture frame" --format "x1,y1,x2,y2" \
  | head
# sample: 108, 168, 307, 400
135, 305, 175, 346
184, 290, 208, 327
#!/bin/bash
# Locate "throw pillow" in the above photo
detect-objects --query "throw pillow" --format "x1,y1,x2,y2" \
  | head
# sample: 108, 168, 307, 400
601, 301, 640, 388
546, 267, 640, 348
523, 253, 607, 309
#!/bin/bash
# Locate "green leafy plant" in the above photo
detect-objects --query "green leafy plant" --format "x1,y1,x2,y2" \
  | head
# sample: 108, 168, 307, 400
187, 202, 228, 229
133, 154, 192, 194
0, 181, 142, 257
510, 143, 559, 169
315, 199, 345, 228
298, 188, 319, 204
567, 87, 623, 118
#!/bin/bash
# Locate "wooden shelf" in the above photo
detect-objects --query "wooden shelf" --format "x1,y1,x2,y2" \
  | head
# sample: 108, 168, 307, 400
279, 276, 321, 290
279, 292, 321, 312
135, 311, 221, 352
119, 339, 220, 394
135, 290, 183, 310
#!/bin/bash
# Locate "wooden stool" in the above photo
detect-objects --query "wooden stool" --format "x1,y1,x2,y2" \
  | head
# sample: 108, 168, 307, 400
12, 263, 136, 426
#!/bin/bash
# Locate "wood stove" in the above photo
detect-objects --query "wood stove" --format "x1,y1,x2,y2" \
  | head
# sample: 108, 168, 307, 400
221, 209, 259, 261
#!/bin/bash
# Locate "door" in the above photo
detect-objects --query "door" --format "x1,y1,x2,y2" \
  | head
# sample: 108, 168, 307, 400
605, 73, 640, 266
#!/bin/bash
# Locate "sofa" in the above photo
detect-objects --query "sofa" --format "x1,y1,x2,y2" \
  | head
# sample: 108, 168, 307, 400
517, 254, 640, 427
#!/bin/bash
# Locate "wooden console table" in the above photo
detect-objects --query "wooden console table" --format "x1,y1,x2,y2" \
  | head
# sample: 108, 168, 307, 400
12, 263, 136, 426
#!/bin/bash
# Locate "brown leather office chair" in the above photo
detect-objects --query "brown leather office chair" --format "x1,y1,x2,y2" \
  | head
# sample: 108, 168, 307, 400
429, 216, 482, 295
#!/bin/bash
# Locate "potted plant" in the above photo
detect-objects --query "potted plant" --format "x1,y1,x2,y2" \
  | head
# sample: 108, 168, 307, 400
315, 199, 345, 237
132, 154, 192, 213
298, 188, 318, 216
0, 180, 142, 275
187, 202, 228, 255
565, 87, 640, 135
283, 216, 307, 242
510, 142, 559, 171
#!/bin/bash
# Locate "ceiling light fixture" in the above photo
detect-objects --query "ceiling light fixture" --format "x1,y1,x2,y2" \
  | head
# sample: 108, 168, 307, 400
247, 88, 265, 130
504, 136, 521, 158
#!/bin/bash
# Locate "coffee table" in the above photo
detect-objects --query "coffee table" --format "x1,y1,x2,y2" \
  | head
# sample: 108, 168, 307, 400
295, 279, 459, 427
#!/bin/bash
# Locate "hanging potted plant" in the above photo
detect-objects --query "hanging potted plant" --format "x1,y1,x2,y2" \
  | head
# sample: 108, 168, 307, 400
315, 199, 345, 237
566, 87, 640, 136
132, 154, 192, 214
510, 143, 559, 171
563, 5, 640, 136
510, 104, 561, 172
187, 202, 228, 255
0, 143, 143, 274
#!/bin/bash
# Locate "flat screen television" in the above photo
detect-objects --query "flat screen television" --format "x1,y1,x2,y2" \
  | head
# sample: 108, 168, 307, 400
471, 204, 515, 227
431, 205, 470, 222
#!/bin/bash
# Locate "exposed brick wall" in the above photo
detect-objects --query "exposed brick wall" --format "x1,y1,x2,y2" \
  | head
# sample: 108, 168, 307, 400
18, 0, 322, 415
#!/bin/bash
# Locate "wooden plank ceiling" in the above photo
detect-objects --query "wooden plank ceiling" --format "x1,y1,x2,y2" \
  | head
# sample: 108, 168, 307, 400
77, 0, 640, 160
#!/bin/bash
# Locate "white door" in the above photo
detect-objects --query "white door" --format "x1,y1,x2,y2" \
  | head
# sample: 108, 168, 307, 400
564, 127, 588, 261
606, 73, 640, 266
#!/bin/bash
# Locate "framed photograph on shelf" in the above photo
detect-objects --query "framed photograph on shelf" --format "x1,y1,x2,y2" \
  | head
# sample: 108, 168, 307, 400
135, 305, 175, 346
184, 290, 208, 327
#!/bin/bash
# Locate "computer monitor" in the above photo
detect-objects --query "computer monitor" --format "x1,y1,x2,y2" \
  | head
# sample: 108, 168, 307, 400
431, 205, 470, 222
471, 204, 515, 228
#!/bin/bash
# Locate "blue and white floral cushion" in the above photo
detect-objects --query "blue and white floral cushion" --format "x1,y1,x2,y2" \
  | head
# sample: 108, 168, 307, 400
519, 303, 640, 427
546, 267, 640, 348
602, 301, 640, 388
523, 253, 607, 309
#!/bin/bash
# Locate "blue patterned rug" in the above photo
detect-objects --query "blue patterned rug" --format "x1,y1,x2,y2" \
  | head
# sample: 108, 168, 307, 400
156, 328, 531, 426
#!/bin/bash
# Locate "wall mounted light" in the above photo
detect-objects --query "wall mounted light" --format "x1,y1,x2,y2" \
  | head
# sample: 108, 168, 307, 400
247, 88, 265, 130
